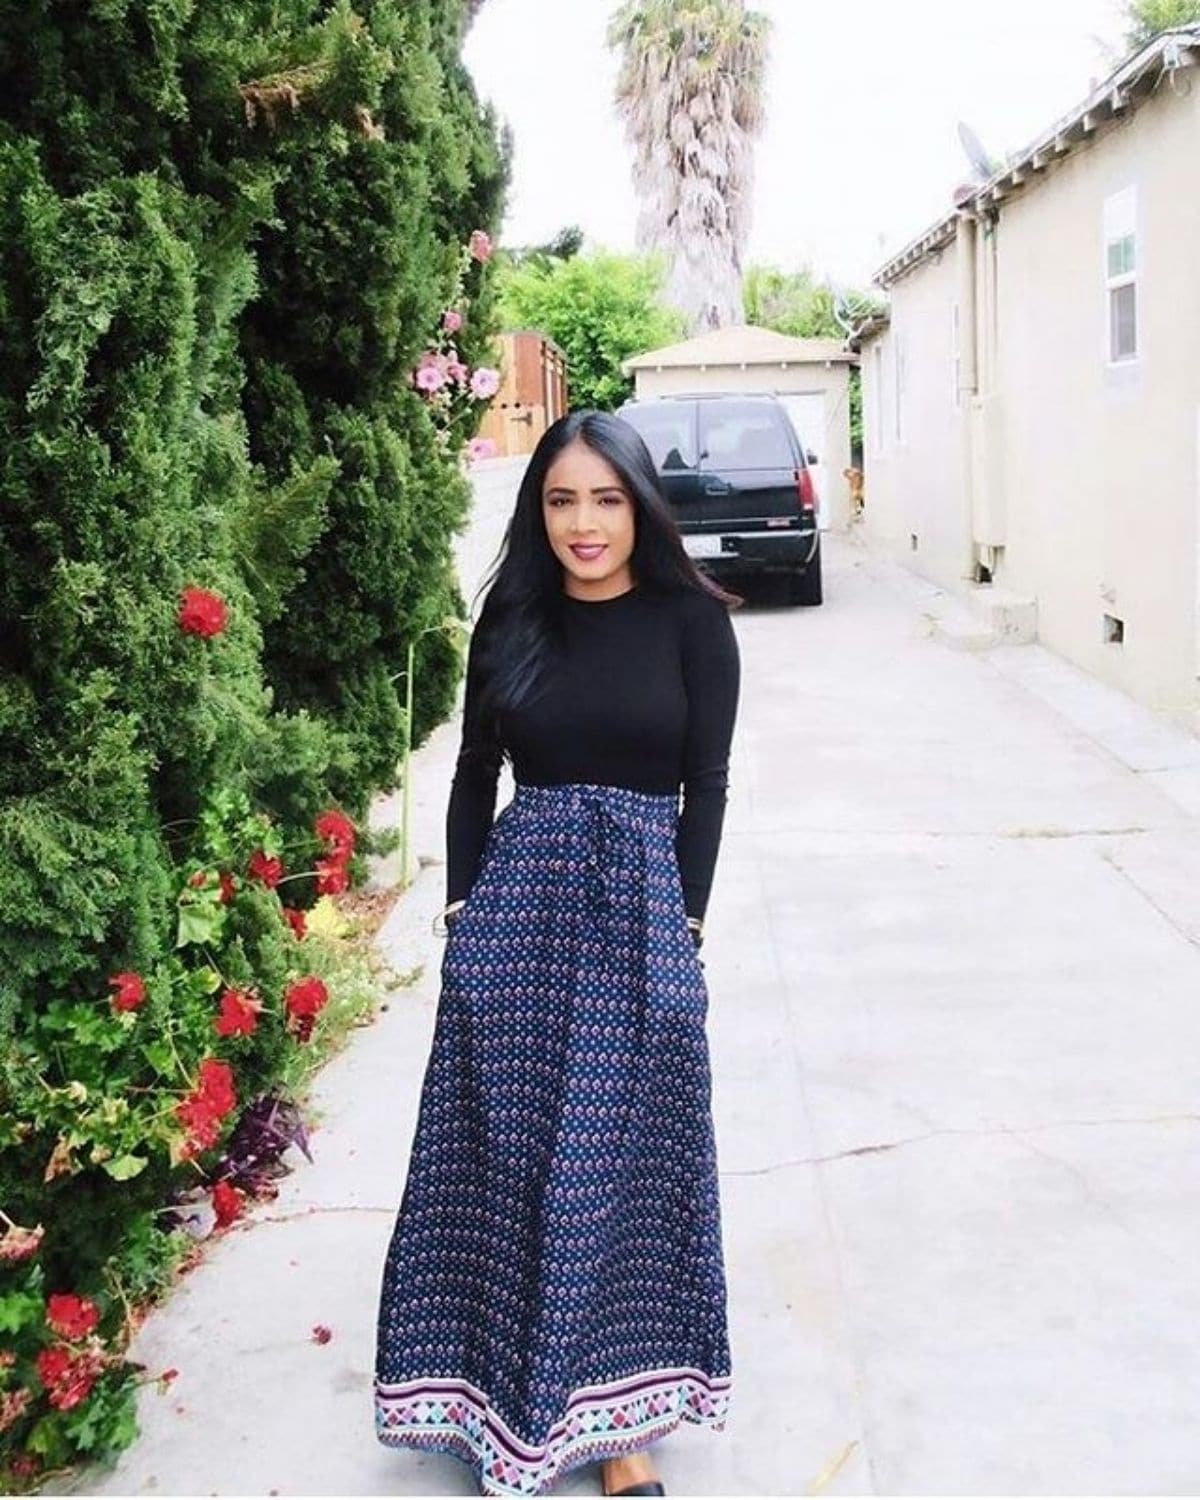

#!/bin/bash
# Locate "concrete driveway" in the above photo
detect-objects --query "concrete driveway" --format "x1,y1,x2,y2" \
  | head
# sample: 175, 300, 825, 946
77, 468, 1200, 1496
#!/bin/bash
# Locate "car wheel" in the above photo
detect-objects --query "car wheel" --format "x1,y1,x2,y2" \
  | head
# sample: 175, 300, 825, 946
786, 543, 823, 606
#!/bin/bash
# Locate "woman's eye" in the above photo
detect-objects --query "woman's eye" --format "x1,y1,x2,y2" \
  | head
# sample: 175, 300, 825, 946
545, 494, 624, 507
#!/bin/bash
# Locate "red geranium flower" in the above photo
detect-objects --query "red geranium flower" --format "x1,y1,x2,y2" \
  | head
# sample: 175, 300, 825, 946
196, 1058, 236, 1114
175, 1095, 221, 1148
281, 906, 308, 940
108, 971, 147, 1014
314, 808, 356, 857
293, 1014, 316, 1044
247, 849, 283, 888
315, 854, 349, 895
175, 1058, 237, 1158
211, 1180, 244, 1228
284, 976, 329, 1021
214, 987, 261, 1038
45, 1293, 100, 1341
35, 1343, 101, 1411
218, 870, 238, 905
178, 585, 229, 639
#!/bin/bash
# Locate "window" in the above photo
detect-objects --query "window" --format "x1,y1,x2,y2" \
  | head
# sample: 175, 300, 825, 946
698, 400, 794, 468
873, 344, 884, 450
618, 401, 697, 469
893, 332, 904, 444
1104, 186, 1138, 364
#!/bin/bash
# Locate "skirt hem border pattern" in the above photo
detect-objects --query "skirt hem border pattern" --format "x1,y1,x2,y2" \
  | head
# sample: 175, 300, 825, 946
374, 1363, 731, 1498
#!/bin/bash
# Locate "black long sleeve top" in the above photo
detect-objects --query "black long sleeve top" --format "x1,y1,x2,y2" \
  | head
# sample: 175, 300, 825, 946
444, 582, 741, 923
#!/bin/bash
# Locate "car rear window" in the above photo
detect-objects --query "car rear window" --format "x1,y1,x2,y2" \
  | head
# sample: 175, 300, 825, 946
618, 402, 698, 470
699, 401, 795, 469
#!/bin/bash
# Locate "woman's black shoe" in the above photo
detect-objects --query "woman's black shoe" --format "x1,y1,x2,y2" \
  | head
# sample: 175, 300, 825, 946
604, 1483, 665, 1497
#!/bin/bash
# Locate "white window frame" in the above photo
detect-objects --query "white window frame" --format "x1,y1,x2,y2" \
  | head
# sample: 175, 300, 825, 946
872, 343, 884, 452
1103, 185, 1138, 366
893, 331, 904, 444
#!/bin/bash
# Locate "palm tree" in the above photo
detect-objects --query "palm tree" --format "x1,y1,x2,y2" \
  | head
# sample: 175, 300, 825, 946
608, 0, 770, 334
1122, 0, 1200, 49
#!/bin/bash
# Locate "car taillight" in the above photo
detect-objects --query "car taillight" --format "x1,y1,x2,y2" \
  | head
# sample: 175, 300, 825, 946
795, 466, 815, 512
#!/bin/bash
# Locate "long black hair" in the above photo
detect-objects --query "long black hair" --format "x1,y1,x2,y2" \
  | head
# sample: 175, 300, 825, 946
469, 408, 742, 721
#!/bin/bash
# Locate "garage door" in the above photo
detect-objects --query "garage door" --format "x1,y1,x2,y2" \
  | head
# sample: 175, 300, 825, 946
777, 393, 829, 531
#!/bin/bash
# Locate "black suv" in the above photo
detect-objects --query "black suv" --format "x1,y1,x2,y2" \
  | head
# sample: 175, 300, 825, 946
616, 392, 822, 606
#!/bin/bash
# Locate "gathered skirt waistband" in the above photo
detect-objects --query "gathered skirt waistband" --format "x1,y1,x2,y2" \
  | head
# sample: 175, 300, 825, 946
508, 779, 680, 837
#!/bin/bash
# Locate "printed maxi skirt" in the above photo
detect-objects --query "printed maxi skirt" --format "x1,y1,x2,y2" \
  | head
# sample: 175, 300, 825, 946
374, 780, 733, 1497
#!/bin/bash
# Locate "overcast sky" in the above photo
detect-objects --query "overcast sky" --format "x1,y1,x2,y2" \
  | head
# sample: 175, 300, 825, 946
463, 0, 1132, 289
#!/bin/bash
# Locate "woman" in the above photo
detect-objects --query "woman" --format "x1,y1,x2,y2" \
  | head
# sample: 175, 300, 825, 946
374, 409, 742, 1498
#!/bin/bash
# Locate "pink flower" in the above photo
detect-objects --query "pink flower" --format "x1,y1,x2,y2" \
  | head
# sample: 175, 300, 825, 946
447, 361, 470, 386
467, 436, 498, 463
414, 364, 446, 393
442, 309, 463, 333
468, 229, 493, 263
469, 366, 501, 401
0, 1222, 44, 1263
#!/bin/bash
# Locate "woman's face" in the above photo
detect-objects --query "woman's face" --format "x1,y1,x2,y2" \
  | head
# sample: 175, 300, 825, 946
541, 438, 637, 596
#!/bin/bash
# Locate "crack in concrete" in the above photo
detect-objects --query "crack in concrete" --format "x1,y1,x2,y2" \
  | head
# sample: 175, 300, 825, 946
725, 1110, 1200, 1174
1099, 847, 1200, 951
1006, 1129, 1192, 1274
725, 823, 1164, 841
247, 1203, 395, 1225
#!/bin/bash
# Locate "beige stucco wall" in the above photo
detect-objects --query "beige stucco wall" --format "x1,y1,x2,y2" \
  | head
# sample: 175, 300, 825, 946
632, 361, 856, 530
859, 248, 966, 583
862, 75, 1200, 717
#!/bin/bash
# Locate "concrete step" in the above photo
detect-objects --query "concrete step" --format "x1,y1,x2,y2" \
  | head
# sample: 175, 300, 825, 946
921, 582, 1037, 652
966, 583, 1038, 644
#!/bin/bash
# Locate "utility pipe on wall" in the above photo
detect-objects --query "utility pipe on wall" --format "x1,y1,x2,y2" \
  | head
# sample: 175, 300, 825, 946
955, 210, 980, 580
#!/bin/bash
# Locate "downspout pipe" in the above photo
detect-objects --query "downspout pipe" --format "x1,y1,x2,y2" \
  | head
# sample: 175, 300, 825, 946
955, 209, 979, 580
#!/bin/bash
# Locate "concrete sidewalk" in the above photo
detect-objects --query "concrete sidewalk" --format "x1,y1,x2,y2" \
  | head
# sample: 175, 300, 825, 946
76, 516, 1200, 1496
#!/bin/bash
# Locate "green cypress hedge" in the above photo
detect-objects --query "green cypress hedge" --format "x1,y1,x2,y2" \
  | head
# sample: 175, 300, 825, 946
0, 2, 507, 1481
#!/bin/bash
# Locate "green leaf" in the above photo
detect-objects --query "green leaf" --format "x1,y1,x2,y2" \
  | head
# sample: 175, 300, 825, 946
0, 1288, 44, 1334
102, 1153, 148, 1181
140, 1040, 176, 1077
176, 901, 225, 948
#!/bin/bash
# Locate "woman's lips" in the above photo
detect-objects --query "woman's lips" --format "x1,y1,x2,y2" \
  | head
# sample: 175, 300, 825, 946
569, 544, 607, 559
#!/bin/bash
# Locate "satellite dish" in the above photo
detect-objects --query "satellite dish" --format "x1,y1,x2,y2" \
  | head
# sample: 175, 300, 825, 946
825, 278, 873, 342
957, 121, 998, 181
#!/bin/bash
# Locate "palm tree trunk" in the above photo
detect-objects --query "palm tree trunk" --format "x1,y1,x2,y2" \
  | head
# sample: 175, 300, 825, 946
609, 0, 770, 334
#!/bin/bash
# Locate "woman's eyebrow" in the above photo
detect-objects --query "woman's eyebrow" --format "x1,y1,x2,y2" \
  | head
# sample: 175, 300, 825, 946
543, 484, 628, 495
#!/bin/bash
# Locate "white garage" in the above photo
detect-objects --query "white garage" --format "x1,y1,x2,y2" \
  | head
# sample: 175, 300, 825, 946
620, 325, 858, 531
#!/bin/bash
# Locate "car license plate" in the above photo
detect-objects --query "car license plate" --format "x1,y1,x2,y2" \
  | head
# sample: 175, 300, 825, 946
683, 534, 723, 558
